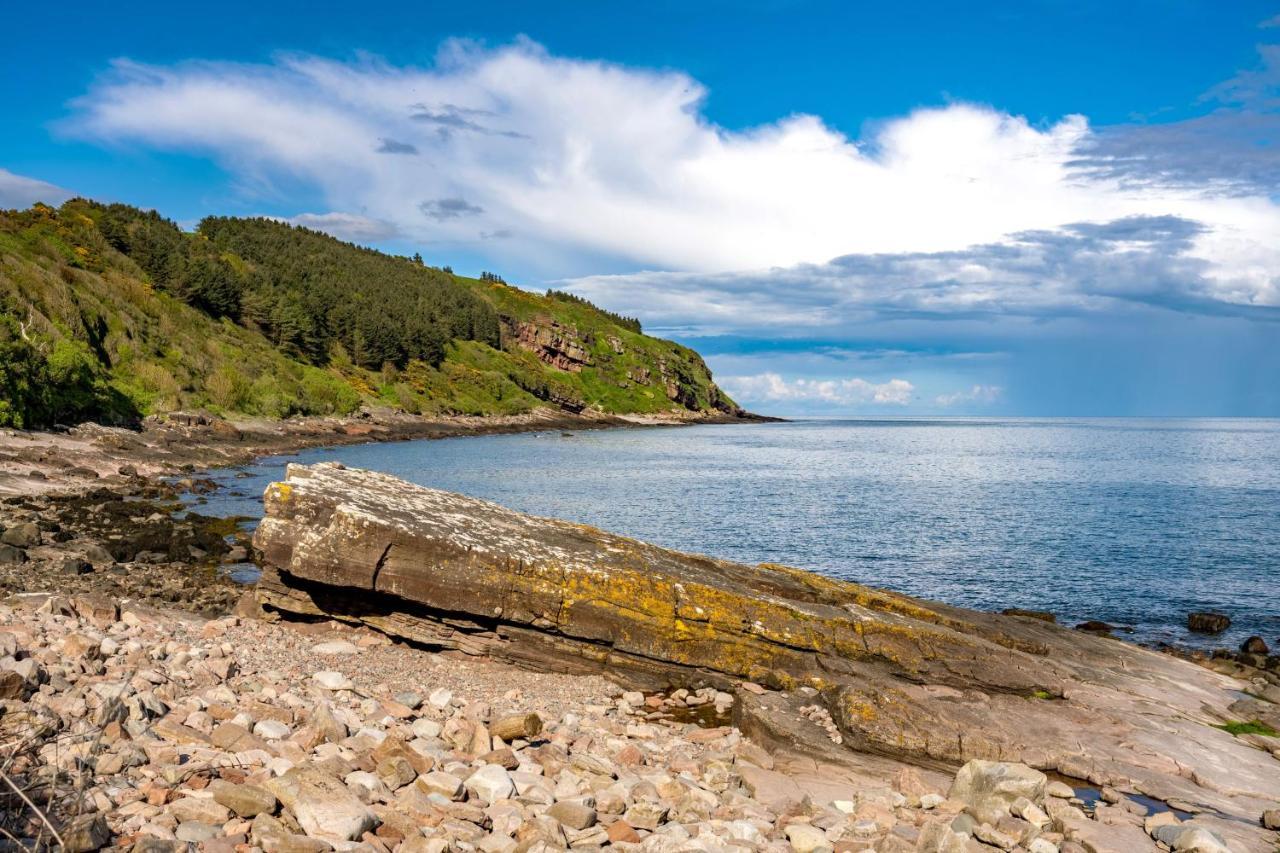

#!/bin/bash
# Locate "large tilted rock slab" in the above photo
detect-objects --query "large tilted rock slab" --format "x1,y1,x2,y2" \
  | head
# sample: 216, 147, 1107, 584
255, 463, 1279, 848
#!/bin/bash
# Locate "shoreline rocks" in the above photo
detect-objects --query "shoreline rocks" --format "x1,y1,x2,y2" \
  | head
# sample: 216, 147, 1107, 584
2, 576, 1277, 851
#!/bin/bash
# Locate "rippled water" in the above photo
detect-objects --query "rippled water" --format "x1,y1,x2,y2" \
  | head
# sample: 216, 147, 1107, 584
190, 418, 1280, 649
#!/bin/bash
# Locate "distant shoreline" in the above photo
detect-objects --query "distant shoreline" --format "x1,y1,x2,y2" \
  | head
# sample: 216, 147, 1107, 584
0, 406, 779, 497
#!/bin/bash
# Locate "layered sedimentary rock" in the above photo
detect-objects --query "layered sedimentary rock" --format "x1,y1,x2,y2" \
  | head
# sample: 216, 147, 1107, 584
255, 463, 1280, 849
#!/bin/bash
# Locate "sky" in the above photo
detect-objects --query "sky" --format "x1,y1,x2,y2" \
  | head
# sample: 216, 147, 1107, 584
3, 1, 1279, 416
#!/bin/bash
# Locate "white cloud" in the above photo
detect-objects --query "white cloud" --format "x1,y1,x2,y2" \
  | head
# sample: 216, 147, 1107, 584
935, 384, 1003, 407
62, 41, 1280, 304
0, 168, 73, 209
720, 372, 915, 406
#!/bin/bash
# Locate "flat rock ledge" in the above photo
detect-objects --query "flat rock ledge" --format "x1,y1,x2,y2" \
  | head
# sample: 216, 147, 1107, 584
252, 463, 1280, 851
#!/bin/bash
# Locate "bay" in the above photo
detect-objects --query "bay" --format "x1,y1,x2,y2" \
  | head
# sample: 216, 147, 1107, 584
189, 417, 1280, 649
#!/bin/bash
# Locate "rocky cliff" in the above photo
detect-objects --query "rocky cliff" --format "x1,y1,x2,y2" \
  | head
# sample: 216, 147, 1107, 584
253, 463, 1280, 850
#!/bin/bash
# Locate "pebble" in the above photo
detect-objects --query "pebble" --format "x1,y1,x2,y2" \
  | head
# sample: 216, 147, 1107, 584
0, 593, 1236, 853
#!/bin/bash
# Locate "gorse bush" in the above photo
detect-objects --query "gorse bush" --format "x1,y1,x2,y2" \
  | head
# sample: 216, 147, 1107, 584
0, 311, 136, 428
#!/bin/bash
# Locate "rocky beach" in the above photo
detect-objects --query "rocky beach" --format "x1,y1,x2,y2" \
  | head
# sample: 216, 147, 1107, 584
0, 434, 1276, 852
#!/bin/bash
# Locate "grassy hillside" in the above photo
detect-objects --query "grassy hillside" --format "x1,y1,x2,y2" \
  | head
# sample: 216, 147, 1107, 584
0, 200, 739, 428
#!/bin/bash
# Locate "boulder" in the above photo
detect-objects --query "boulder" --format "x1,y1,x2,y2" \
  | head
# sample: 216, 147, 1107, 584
265, 764, 377, 841
1241, 636, 1269, 655
210, 779, 278, 817
947, 760, 1046, 826
1188, 612, 1230, 634
1, 522, 40, 548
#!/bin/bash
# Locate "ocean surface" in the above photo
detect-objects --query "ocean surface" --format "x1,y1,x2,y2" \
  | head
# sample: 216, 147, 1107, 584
188, 418, 1280, 650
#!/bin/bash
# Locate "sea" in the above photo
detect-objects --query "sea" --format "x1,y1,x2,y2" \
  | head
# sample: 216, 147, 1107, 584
185, 417, 1280, 650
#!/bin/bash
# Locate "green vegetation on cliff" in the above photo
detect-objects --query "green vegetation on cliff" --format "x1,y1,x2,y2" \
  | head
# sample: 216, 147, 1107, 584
0, 199, 738, 428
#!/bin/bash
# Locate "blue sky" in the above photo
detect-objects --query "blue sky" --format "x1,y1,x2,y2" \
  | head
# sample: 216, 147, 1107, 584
3, 1, 1279, 416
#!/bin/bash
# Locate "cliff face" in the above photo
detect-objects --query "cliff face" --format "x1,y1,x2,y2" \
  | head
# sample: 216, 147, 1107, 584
254, 463, 1280, 849
501, 318, 593, 372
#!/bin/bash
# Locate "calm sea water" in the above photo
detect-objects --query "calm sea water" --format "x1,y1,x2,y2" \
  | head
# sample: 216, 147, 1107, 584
189, 418, 1280, 649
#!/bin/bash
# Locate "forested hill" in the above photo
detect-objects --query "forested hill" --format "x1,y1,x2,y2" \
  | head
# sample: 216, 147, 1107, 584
0, 199, 741, 429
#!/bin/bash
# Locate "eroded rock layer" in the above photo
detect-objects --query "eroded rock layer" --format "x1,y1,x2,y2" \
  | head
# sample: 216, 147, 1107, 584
255, 463, 1280, 848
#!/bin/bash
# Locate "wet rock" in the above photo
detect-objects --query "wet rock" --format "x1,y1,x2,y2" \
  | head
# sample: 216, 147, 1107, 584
1241, 636, 1269, 655
1188, 612, 1230, 634
1003, 608, 1057, 623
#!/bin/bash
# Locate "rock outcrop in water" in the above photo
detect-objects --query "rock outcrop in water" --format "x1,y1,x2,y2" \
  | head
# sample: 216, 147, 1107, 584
255, 463, 1280, 851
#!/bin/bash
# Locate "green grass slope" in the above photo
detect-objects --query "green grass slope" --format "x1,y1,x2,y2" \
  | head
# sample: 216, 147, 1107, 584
0, 200, 739, 428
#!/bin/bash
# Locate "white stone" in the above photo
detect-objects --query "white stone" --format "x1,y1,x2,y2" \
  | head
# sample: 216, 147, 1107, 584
428, 688, 453, 709
253, 720, 292, 740
466, 764, 515, 804
411, 718, 442, 740
784, 823, 833, 853
312, 671, 355, 691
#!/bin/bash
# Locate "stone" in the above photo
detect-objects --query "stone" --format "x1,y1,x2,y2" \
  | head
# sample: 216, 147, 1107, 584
175, 822, 221, 843
1, 522, 40, 548
1045, 781, 1075, 799
210, 779, 278, 817
251, 813, 332, 853
0, 670, 25, 699
312, 640, 359, 655
1241, 636, 1270, 655
466, 764, 515, 804
265, 764, 378, 841
376, 755, 417, 790
0, 544, 25, 564
312, 670, 355, 690
490, 712, 543, 742
168, 794, 232, 824
1187, 612, 1230, 634
417, 771, 465, 800
784, 823, 833, 853
606, 820, 640, 844
547, 800, 597, 830
63, 813, 111, 853
254, 719, 293, 740
623, 800, 668, 830
1264, 809, 1280, 830
948, 760, 1046, 826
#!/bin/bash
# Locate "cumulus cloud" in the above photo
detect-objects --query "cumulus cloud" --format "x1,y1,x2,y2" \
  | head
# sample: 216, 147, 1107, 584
720, 372, 915, 406
61, 40, 1280, 298
0, 168, 74, 209
935, 385, 1003, 407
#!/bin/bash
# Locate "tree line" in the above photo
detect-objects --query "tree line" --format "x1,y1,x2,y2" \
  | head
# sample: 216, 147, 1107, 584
89, 204, 501, 370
